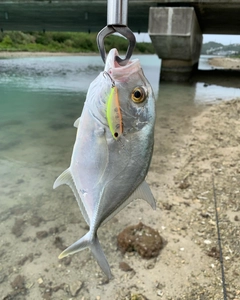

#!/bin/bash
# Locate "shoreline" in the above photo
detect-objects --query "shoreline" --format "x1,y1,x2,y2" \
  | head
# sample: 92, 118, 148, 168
0, 51, 99, 58
1, 51, 240, 70
208, 56, 240, 69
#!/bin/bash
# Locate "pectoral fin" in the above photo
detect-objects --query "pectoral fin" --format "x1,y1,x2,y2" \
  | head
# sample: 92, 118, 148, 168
73, 117, 80, 128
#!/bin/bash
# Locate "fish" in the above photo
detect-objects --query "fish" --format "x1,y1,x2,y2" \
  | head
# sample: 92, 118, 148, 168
53, 48, 156, 279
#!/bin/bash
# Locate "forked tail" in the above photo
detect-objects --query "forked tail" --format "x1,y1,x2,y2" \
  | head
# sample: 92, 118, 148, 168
58, 232, 112, 280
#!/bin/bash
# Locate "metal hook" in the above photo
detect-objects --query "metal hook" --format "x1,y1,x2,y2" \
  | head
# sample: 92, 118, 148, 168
97, 25, 136, 66
97, 0, 135, 66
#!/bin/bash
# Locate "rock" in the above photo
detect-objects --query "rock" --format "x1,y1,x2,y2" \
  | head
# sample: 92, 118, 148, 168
16, 179, 24, 184
117, 222, 163, 258
10, 205, 28, 215
43, 287, 52, 300
178, 180, 190, 189
131, 294, 149, 300
0, 272, 6, 283
52, 283, 67, 292
11, 274, 26, 294
207, 246, 220, 260
69, 280, 83, 297
144, 260, 155, 269
49, 225, 66, 235
37, 277, 43, 285
21, 236, 30, 242
63, 256, 72, 266
119, 261, 133, 272
53, 236, 66, 251
29, 214, 43, 227
11, 218, 25, 237
18, 253, 34, 266
36, 230, 48, 240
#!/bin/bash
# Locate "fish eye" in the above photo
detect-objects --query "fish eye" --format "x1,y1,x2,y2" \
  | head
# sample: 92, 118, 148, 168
131, 86, 147, 103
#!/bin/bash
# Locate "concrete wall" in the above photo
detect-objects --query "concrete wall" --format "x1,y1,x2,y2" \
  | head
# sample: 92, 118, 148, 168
149, 7, 203, 81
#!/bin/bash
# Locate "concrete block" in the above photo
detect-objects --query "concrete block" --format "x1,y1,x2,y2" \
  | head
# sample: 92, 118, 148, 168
149, 7, 202, 62
148, 7, 203, 81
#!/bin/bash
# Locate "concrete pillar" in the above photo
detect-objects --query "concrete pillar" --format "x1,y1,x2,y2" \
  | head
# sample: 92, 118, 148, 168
149, 7, 203, 81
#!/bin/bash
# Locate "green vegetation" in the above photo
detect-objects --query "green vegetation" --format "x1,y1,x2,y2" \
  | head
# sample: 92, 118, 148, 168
201, 41, 223, 54
0, 31, 155, 54
201, 41, 240, 57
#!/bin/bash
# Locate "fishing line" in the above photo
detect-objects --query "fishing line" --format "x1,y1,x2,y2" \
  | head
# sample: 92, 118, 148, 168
103, 71, 115, 87
211, 171, 228, 300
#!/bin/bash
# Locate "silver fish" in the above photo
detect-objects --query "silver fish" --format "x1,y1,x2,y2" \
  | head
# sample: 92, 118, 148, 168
53, 48, 156, 279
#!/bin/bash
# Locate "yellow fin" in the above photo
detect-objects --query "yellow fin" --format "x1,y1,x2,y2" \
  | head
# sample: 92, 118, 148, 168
106, 86, 123, 139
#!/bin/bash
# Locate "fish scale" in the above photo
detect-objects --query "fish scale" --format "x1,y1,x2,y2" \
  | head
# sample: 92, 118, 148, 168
53, 48, 156, 279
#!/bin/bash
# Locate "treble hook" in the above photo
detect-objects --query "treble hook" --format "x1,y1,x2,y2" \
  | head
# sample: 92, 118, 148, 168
96, 0, 136, 66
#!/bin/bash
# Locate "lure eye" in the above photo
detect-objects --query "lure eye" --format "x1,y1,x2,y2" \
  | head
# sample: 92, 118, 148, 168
131, 86, 147, 103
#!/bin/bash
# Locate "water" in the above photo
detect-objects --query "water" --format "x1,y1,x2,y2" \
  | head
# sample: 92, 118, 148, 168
1, 54, 240, 204
0, 54, 240, 297
198, 54, 217, 70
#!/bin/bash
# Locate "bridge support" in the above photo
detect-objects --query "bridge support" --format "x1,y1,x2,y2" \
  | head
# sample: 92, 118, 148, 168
149, 7, 203, 81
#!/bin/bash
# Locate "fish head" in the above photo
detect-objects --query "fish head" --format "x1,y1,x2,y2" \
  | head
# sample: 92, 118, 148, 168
104, 49, 155, 138
88, 48, 155, 140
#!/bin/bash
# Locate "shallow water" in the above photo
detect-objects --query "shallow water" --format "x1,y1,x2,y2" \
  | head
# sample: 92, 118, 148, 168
1, 54, 240, 209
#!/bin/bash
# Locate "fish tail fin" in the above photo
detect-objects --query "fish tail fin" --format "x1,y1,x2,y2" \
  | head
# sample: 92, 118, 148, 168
90, 234, 113, 280
58, 232, 113, 280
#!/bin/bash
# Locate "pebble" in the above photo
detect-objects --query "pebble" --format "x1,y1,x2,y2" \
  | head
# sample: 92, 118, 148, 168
37, 277, 43, 285
119, 261, 133, 272
36, 230, 48, 239
69, 280, 83, 297
11, 218, 25, 237
204, 239, 212, 244
157, 290, 163, 297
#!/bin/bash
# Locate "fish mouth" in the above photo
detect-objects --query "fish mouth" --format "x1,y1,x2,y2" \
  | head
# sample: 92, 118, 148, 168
104, 48, 140, 80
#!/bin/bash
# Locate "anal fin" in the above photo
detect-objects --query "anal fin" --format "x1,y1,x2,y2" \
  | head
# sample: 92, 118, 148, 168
53, 168, 90, 225
102, 180, 156, 225
132, 180, 156, 210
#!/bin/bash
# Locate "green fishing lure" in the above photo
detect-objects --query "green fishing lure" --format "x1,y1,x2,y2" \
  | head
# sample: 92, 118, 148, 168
106, 86, 123, 139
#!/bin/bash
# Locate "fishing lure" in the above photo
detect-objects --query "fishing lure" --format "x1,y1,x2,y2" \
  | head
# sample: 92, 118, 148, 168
104, 71, 123, 140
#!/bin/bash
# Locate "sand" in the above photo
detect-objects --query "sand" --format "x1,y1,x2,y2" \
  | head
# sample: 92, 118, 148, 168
0, 53, 240, 299
1, 101, 240, 300
209, 57, 240, 70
